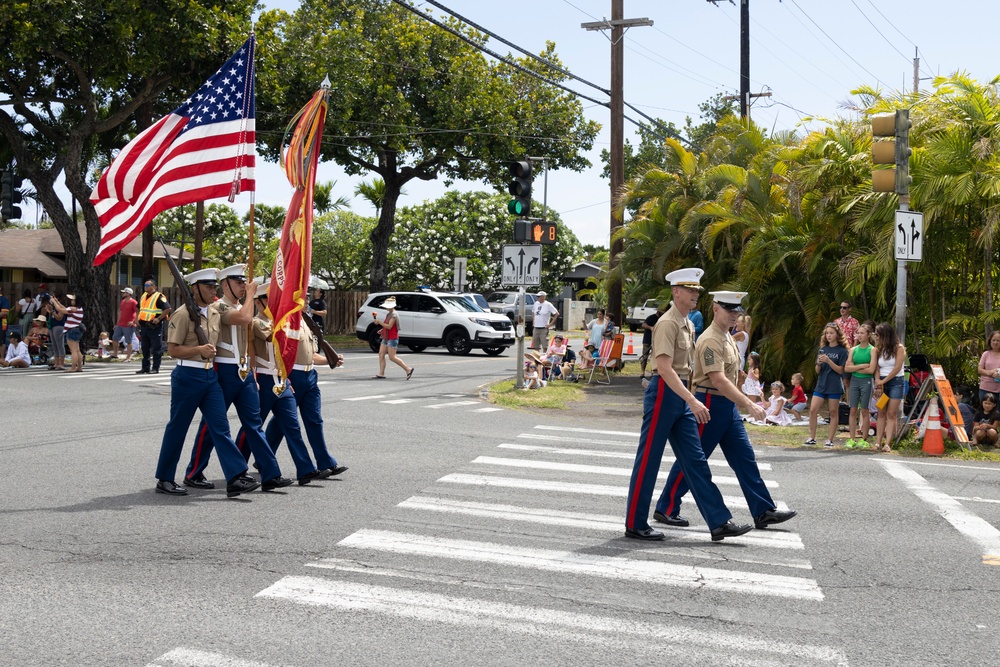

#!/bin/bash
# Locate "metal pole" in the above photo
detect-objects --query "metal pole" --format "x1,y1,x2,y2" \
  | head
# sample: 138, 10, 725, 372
516, 285, 526, 388
896, 201, 908, 345
542, 158, 548, 222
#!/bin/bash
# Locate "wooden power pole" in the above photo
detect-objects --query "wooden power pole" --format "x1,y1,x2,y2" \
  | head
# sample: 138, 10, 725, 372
582, 3, 652, 328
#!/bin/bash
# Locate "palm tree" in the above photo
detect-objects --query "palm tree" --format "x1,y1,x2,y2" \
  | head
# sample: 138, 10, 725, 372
354, 177, 405, 218
313, 180, 350, 215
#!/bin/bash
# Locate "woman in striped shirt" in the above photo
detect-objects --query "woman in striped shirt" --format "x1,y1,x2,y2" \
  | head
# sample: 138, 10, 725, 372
52, 294, 85, 372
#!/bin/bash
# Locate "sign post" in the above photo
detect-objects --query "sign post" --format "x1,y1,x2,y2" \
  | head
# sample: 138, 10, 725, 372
502, 244, 542, 387
453, 257, 467, 293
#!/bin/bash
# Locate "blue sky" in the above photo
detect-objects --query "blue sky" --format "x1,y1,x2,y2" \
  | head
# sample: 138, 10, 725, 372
21, 1, 1000, 248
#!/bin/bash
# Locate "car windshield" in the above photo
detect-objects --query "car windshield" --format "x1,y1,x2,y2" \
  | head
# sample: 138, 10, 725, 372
469, 294, 489, 310
440, 296, 481, 313
487, 292, 516, 304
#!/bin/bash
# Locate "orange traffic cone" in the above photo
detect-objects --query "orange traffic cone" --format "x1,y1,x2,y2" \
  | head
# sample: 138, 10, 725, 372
626, 333, 634, 355
922, 401, 945, 456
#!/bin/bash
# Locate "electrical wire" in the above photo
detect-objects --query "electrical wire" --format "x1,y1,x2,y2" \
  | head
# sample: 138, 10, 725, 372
848, 0, 910, 63
625, 42, 728, 90
786, 0, 888, 88
862, 0, 935, 81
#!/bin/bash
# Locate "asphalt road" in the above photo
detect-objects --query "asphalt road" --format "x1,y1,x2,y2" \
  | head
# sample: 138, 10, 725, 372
2, 348, 999, 666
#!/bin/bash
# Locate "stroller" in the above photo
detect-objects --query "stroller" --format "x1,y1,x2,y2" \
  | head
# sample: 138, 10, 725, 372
26, 331, 50, 366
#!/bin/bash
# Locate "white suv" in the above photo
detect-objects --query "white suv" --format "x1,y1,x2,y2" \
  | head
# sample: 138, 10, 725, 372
355, 291, 515, 356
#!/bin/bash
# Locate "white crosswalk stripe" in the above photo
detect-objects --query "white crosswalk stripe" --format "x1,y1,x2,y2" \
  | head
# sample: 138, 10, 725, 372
146, 647, 279, 667
252, 424, 839, 663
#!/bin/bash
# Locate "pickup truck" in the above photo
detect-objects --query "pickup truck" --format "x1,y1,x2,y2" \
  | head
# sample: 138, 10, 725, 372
625, 299, 660, 332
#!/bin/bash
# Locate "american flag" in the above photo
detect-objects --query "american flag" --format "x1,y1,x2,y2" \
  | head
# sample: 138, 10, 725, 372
90, 35, 256, 266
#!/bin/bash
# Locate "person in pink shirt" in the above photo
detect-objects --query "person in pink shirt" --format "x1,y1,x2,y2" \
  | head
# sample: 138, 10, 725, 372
977, 330, 1000, 402
113, 287, 139, 361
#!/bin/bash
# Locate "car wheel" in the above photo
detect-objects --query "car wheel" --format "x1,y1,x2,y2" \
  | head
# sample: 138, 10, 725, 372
407, 345, 427, 353
444, 329, 472, 355
483, 345, 505, 356
629, 323, 639, 332
367, 326, 382, 353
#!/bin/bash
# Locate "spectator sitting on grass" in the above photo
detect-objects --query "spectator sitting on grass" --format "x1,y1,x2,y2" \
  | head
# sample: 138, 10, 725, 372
0, 331, 30, 368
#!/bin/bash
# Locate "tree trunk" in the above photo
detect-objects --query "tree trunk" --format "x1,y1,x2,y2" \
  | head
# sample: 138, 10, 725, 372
369, 174, 401, 292
780, 258, 808, 320
985, 244, 994, 339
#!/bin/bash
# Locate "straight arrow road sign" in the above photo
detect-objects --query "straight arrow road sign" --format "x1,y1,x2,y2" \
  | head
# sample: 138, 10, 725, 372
895, 210, 923, 262
501, 244, 542, 286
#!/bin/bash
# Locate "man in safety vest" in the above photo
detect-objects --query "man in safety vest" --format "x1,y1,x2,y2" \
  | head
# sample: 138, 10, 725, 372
136, 278, 172, 374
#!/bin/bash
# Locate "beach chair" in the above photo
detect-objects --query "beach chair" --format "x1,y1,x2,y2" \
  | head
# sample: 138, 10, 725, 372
588, 334, 625, 385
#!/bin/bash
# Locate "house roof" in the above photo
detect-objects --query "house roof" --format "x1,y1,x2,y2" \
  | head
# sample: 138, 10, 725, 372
0, 225, 184, 279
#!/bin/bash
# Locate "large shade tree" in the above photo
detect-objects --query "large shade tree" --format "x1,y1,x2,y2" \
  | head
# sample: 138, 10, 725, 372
255, 0, 599, 292
0, 1, 255, 335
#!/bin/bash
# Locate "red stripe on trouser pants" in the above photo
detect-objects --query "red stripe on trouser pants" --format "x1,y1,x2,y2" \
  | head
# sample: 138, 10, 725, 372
664, 393, 712, 516
626, 377, 665, 528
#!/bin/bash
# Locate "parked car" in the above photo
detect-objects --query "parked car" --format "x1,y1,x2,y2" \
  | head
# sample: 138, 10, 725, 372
625, 298, 660, 332
486, 291, 538, 325
459, 292, 490, 312
356, 291, 515, 356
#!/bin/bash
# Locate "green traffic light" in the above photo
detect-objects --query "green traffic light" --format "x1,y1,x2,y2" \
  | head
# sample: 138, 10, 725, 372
508, 199, 526, 215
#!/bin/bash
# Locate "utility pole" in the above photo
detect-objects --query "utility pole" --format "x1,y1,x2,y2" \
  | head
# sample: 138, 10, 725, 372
582, 4, 652, 328
740, 0, 749, 119
913, 47, 920, 93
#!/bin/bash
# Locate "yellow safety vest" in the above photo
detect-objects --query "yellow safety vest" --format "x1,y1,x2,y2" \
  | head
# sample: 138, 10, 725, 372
138, 292, 164, 322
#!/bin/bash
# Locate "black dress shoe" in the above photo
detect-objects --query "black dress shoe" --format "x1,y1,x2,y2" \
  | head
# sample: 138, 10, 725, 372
711, 520, 753, 542
624, 527, 665, 540
297, 470, 324, 486
262, 476, 294, 491
155, 480, 188, 496
226, 474, 260, 498
326, 465, 349, 476
754, 509, 797, 529
135, 369, 149, 374
653, 511, 690, 527
183, 473, 215, 490
150, 369, 160, 374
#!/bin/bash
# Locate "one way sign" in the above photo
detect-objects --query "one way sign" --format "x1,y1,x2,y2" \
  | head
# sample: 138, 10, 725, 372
501, 244, 542, 286
894, 210, 923, 262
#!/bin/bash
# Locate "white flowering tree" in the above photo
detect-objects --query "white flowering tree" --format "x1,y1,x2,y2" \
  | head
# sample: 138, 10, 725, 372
153, 203, 282, 267
311, 210, 377, 290
388, 191, 582, 294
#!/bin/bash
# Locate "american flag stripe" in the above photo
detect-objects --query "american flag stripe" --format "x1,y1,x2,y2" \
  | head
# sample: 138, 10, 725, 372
91, 35, 256, 267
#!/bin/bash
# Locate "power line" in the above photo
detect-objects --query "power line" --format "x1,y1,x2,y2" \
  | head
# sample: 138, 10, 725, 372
625, 42, 728, 89
848, 0, 910, 63
786, 0, 888, 88
559, 0, 601, 22
861, 0, 935, 81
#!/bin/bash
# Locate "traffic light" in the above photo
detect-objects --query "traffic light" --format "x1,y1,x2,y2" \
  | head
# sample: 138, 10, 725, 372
1, 170, 23, 220
512, 219, 557, 245
530, 220, 557, 245
872, 109, 911, 195
507, 160, 532, 217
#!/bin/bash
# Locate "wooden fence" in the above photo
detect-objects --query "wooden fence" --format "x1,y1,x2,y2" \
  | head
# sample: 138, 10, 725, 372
2, 282, 367, 336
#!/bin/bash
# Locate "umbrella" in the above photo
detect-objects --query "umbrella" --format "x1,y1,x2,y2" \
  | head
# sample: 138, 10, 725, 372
308, 275, 330, 290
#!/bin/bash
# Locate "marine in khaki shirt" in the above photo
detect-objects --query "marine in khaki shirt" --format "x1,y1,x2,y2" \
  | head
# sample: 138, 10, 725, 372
691, 315, 742, 394
212, 295, 248, 362
651, 305, 695, 381
166, 303, 221, 364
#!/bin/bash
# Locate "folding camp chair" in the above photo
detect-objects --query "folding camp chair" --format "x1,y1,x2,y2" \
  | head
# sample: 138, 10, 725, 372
588, 334, 625, 385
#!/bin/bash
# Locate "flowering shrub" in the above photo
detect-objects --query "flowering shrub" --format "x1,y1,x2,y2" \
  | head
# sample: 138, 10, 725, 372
388, 191, 582, 294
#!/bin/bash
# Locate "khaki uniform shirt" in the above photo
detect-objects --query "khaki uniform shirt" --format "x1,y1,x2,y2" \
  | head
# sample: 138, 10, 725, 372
210, 296, 246, 361
166, 304, 220, 364
295, 323, 315, 367
692, 322, 741, 392
651, 306, 695, 381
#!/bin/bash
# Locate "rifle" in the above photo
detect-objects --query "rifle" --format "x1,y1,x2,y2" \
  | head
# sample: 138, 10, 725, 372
157, 237, 209, 346
302, 314, 341, 369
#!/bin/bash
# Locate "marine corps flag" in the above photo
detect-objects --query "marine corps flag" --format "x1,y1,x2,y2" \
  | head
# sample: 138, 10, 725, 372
266, 79, 330, 387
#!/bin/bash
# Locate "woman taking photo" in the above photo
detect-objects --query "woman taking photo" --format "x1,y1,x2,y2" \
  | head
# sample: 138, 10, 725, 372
51, 293, 84, 373
873, 323, 906, 452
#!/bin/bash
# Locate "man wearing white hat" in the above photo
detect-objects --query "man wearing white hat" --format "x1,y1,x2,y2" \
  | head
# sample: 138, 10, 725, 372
655, 291, 797, 532
155, 268, 260, 498
531, 291, 559, 352
625, 268, 752, 541
184, 265, 292, 492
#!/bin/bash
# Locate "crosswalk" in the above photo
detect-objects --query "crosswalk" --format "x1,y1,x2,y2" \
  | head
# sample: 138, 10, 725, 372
4, 365, 502, 412
248, 424, 847, 665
